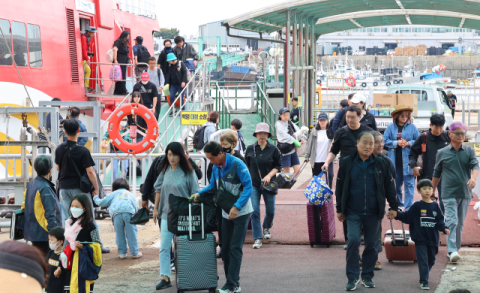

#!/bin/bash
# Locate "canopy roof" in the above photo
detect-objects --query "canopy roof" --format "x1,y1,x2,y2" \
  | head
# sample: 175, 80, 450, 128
222, 0, 480, 35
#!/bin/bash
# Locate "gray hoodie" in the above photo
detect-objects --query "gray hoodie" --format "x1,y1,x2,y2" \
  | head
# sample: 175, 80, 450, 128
275, 120, 300, 155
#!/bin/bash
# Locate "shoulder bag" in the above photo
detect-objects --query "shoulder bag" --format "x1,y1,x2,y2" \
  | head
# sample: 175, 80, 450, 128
277, 121, 296, 154
254, 143, 278, 195
68, 148, 93, 193
215, 161, 241, 213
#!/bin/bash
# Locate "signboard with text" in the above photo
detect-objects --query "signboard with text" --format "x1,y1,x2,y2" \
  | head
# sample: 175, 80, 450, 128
180, 112, 208, 125
326, 78, 344, 88
75, 0, 96, 14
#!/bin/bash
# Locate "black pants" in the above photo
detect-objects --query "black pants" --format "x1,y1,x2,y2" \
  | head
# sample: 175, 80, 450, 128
216, 206, 223, 248
415, 244, 438, 284
31, 241, 49, 256
312, 162, 334, 189
114, 64, 127, 95
451, 107, 455, 119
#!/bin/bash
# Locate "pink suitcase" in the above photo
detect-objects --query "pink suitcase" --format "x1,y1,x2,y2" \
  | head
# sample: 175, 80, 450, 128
307, 200, 336, 247
384, 220, 417, 263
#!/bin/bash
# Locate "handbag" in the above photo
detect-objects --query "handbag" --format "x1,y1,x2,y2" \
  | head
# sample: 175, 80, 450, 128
68, 152, 93, 193
254, 143, 278, 195
277, 121, 296, 154
130, 208, 150, 225
167, 194, 217, 235
303, 171, 333, 207
10, 209, 25, 240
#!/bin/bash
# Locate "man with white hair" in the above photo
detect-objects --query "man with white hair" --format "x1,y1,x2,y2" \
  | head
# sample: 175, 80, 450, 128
446, 90, 457, 119
338, 93, 377, 130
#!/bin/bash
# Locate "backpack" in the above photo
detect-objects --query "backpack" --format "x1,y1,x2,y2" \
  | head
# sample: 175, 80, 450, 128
193, 125, 208, 150
326, 118, 335, 139
137, 45, 151, 63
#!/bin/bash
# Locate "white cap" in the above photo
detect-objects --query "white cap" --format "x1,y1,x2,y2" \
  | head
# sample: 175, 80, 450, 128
351, 93, 367, 104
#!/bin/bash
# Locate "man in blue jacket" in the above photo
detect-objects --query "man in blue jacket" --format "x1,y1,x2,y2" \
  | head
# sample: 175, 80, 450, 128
194, 141, 253, 293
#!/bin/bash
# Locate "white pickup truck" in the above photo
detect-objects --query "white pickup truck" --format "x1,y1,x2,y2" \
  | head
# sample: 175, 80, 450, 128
373, 84, 454, 132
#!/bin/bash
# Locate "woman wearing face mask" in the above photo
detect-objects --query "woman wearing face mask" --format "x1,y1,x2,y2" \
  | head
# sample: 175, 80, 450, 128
61, 194, 103, 292
220, 131, 246, 164
101, 116, 132, 180
22, 155, 62, 255
127, 91, 148, 143
113, 30, 131, 95
152, 142, 199, 291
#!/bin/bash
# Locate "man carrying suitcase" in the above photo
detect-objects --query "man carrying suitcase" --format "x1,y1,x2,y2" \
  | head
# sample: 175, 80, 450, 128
335, 131, 398, 291
194, 141, 253, 293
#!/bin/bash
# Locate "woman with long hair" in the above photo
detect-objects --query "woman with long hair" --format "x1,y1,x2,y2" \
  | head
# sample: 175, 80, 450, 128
127, 91, 147, 142
153, 142, 199, 290
113, 31, 131, 95
384, 105, 420, 211
305, 113, 334, 188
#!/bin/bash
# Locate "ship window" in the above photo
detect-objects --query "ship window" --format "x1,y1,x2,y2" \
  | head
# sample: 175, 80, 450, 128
27, 24, 42, 68
0, 19, 12, 66
12, 21, 28, 67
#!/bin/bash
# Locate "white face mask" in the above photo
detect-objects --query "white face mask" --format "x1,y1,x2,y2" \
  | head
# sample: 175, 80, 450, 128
70, 207, 84, 218
141, 80, 148, 85
49, 241, 60, 251
120, 121, 127, 127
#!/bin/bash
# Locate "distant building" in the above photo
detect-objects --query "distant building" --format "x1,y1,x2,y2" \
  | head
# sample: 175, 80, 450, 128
317, 25, 480, 54
198, 20, 273, 51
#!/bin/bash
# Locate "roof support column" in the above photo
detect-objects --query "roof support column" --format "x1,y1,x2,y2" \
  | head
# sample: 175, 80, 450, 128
293, 12, 298, 110
310, 17, 316, 130
302, 16, 308, 127
299, 15, 304, 126
284, 10, 291, 107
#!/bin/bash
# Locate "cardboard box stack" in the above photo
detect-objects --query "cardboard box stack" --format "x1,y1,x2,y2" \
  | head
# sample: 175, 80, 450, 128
373, 93, 418, 116
395, 47, 403, 56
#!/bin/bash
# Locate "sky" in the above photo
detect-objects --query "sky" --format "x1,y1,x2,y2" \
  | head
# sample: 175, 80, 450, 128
156, 0, 281, 37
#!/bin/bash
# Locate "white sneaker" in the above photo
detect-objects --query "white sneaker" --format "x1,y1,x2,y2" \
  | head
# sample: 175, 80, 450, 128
234, 285, 241, 292
253, 239, 262, 249
119, 254, 127, 259
131, 252, 143, 259
263, 228, 271, 239
170, 262, 176, 272
450, 251, 461, 262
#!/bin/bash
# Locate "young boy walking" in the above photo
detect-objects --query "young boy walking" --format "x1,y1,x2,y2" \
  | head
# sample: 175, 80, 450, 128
46, 227, 67, 293
388, 179, 450, 290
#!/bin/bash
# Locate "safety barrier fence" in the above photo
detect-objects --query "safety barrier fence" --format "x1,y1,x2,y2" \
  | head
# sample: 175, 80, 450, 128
86, 61, 148, 94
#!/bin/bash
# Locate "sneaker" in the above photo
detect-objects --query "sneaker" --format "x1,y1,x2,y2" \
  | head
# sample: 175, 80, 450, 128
169, 112, 173, 117
253, 239, 262, 249
345, 278, 360, 291
374, 260, 382, 270
234, 285, 241, 292
450, 251, 461, 262
119, 254, 127, 259
263, 228, 271, 239
216, 252, 223, 259
343, 244, 348, 250
420, 282, 430, 290
362, 278, 375, 288
155, 277, 172, 290
170, 262, 176, 272
216, 289, 232, 293
132, 252, 143, 259
101, 247, 111, 254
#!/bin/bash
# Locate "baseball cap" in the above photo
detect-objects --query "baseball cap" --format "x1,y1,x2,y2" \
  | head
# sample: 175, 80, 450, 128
318, 113, 328, 121
85, 26, 97, 33
279, 107, 290, 115
351, 93, 367, 104
141, 72, 149, 81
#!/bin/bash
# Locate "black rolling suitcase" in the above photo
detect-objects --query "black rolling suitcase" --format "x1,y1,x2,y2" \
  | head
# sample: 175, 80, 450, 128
278, 161, 308, 189
174, 202, 218, 293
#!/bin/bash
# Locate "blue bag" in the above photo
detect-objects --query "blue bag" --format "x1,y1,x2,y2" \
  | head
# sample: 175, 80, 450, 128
303, 171, 333, 207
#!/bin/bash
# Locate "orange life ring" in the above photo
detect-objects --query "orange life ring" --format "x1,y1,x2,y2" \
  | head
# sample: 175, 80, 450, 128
346, 76, 356, 87
108, 103, 159, 154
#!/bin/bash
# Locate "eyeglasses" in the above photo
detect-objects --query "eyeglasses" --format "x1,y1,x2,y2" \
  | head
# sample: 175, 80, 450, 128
452, 132, 466, 137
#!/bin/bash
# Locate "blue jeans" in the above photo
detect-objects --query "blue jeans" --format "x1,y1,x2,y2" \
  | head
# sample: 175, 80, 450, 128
444, 198, 471, 253
159, 219, 174, 278
59, 188, 98, 230
415, 244, 438, 284
169, 84, 186, 111
114, 213, 139, 255
345, 214, 380, 280
395, 166, 415, 210
250, 186, 276, 240
221, 213, 250, 291
111, 149, 129, 180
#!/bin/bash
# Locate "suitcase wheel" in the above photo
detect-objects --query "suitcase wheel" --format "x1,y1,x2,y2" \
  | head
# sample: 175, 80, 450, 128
414, 260, 417, 263
310, 243, 314, 248
326, 244, 330, 248
388, 260, 393, 263
209, 289, 216, 293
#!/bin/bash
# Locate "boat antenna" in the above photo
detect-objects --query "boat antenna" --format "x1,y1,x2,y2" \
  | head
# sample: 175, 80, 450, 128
0, 26, 56, 152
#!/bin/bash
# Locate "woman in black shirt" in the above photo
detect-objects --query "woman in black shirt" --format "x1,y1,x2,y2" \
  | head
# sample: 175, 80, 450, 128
244, 123, 282, 249
220, 131, 246, 164
113, 31, 131, 95
127, 91, 147, 142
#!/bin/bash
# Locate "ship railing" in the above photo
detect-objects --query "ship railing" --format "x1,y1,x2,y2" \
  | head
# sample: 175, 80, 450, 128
85, 61, 149, 94
451, 86, 480, 112
0, 152, 210, 202
213, 82, 231, 130
155, 64, 211, 151
209, 81, 258, 112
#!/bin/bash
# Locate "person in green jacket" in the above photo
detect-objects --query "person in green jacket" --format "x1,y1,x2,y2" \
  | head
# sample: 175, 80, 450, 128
101, 117, 132, 180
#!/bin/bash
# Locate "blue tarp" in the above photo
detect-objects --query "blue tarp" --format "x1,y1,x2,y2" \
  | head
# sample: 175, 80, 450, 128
230, 65, 250, 74
448, 47, 460, 52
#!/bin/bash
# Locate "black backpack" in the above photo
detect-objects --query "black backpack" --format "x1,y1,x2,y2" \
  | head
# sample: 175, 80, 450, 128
326, 118, 335, 139
193, 126, 208, 150
137, 45, 151, 63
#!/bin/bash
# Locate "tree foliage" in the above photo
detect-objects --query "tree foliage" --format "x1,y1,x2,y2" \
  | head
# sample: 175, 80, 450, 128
154, 28, 180, 39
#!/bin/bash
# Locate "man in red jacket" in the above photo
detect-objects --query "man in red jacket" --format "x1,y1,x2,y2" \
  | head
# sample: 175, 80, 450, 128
81, 26, 97, 93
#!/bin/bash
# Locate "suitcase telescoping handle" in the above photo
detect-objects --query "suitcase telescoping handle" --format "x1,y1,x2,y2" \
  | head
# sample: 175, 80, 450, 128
188, 202, 205, 240
293, 161, 309, 179
389, 219, 407, 245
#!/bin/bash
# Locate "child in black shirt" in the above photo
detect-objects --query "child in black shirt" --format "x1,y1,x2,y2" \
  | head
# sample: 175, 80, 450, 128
388, 179, 450, 290
46, 227, 66, 293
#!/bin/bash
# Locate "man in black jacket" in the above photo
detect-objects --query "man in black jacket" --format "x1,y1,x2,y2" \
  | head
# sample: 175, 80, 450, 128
336, 131, 398, 291
158, 39, 173, 81
408, 114, 450, 212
